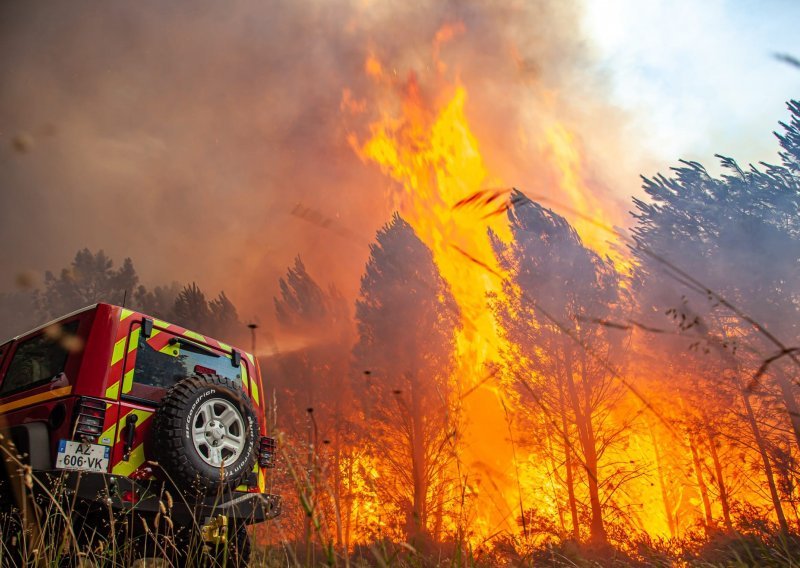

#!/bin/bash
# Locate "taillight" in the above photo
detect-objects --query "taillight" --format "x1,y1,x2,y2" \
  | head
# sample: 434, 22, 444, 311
121, 490, 139, 504
73, 397, 106, 441
259, 436, 276, 468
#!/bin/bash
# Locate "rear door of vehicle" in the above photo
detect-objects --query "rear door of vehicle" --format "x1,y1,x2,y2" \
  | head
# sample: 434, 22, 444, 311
111, 319, 248, 479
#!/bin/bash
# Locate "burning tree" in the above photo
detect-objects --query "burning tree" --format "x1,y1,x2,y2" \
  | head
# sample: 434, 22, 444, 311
270, 256, 355, 551
490, 192, 635, 544
353, 214, 462, 544
630, 101, 800, 534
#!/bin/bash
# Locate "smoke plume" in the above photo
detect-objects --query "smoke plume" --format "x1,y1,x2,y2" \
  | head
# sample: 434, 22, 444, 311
0, 0, 640, 323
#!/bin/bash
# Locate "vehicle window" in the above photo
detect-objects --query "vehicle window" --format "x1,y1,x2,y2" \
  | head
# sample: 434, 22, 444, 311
0, 321, 79, 395
132, 333, 241, 391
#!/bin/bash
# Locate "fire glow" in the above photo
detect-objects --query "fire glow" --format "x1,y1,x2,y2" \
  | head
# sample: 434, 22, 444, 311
295, 20, 800, 555
346, 27, 650, 544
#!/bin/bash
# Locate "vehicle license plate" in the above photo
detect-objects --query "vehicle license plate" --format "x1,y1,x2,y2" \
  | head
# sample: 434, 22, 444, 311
55, 440, 110, 472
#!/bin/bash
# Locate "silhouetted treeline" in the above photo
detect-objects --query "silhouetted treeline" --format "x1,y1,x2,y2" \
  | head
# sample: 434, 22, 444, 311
0, 248, 243, 343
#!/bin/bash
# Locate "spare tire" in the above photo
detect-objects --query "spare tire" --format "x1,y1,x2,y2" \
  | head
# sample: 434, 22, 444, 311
152, 373, 258, 493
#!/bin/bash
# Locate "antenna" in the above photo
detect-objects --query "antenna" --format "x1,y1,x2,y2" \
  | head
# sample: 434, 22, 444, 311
122, 289, 128, 308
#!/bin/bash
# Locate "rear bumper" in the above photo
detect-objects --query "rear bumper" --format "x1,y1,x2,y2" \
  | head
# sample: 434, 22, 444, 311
26, 470, 281, 524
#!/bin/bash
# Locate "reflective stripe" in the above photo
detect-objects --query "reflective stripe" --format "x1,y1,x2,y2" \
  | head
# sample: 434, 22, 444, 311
240, 364, 249, 395
127, 328, 141, 354
109, 409, 153, 475
111, 336, 127, 366
120, 308, 135, 321
0, 386, 72, 414
121, 369, 135, 393
116, 409, 153, 440
105, 382, 120, 399
183, 330, 206, 343
251, 381, 260, 406
111, 443, 146, 477
99, 417, 119, 445
159, 341, 179, 356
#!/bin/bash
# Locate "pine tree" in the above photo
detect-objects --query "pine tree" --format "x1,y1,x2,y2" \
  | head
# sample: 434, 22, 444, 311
353, 213, 461, 542
39, 249, 139, 318
491, 192, 629, 544
172, 282, 210, 332
630, 102, 800, 534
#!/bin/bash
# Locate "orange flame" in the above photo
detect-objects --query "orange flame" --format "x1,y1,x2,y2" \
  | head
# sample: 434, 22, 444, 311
343, 27, 739, 548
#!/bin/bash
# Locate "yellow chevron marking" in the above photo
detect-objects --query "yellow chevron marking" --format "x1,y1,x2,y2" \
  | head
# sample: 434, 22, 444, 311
105, 382, 120, 400
115, 409, 153, 439
120, 308, 135, 321
258, 469, 266, 493
245, 352, 255, 365
153, 319, 170, 329
217, 341, 231, 352
111, 443, 145, 477
183, 330, 206, 343
237, 464, 262, 492
121, 369, 135, 393
0, 386, 72, 414
251, 381, 260, 406
99, 410, 124, 444
107, 408, 153, 475
111, 336, 127, 366
159, 341, 179, 357
127, 328, 141, 353
240, 364, 249, 394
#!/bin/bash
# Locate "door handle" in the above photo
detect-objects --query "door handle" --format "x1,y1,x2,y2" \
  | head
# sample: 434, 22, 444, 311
122, 413, 138, 461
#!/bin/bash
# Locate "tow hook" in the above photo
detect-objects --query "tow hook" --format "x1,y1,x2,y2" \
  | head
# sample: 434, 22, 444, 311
201, 514, 228, 547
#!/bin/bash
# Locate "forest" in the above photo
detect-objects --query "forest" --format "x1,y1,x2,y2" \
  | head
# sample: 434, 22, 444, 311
2, 100, 800, 566
260, 99, 800, 566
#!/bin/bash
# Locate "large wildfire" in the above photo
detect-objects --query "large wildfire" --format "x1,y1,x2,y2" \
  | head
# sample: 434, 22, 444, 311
4, 2, 800, 564
344, 25, 640, 543
258, 20, 800, 558
250, 17, 794, 560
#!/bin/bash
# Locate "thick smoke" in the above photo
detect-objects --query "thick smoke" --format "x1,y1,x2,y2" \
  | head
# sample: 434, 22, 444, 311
0, 0, 639, 325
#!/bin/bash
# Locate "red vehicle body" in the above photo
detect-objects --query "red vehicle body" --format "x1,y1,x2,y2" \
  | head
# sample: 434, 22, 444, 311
0, 303, 279, 559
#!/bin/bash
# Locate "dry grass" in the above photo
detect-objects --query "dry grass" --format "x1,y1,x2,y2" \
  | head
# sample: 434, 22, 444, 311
3, 430, 800, 567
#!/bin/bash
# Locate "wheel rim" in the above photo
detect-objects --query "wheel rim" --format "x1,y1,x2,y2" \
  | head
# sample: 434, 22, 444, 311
191, 398, 246, 467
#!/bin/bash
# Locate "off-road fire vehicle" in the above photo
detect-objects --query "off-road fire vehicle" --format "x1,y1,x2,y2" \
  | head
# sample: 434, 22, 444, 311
0, 303, 280, 565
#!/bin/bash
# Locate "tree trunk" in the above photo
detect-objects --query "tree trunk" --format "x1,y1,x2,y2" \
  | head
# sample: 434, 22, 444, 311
409, 373, 428, 541
559, 378, 580, 541
432, 487, 444, 541
775, 367, 800, 455
688, 429, 714, 532
739, 378, 789, 533
543, 419, 567, 535
305, 367, 315, 565
344, 450, 353, 552
581, 352, 607, 544
564, 348, 607, 543
705, 427, 733, 531
333, 387, 344, 549
649, 424, 676, 538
